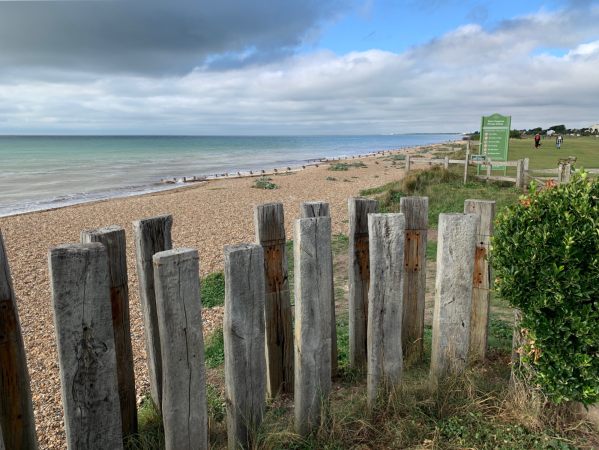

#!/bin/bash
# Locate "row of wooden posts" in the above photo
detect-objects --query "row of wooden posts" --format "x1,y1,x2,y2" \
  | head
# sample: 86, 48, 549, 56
0, 196, 495, 450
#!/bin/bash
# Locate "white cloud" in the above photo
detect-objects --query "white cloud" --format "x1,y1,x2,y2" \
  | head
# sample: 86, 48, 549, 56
0, 5, 598, 134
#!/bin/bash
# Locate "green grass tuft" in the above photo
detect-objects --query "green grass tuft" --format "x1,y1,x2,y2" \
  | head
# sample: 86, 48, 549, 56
205, 327, 225, 368
201, 271, 225, 308
253, 176, 278, 189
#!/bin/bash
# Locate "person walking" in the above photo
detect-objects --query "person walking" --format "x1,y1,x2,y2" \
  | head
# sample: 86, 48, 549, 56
556, 135, 563, 149
534, 132, 541, 149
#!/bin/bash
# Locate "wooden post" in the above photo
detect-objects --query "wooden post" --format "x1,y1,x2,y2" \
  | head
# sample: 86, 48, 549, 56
132, 215, 172, 411
399, 197, 428, 363
300, 201, 337, 378
444, 156, 449, 169
523, 158, 530, 188
405, 154, 411, 173
153, 249, 207, 450
515, 159, 524, 189
254, 203, 293, 397
348, 198, 378, 371
0, 231, 37, 450
367, 214, 405, 409
224, 244, 266, 450
464, 200, 496, 361
430, 214, 478, 385
294, 217, 333, 436
81, 226, 137, 438
486, 159, 492, 180
49, 243, 123, 449
464, 150, 470, 185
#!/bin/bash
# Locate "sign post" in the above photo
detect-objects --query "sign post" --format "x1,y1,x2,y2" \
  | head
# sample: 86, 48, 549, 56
478, 114, 511, 175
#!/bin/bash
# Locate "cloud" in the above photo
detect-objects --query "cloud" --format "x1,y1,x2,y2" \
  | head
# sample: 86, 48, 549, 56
0, 0, 349, 75
0, 4, 598, 133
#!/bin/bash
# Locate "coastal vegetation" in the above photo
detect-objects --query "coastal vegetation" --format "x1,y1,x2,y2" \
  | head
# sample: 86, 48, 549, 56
328, 161, 367, 171
253, 176, 279, 189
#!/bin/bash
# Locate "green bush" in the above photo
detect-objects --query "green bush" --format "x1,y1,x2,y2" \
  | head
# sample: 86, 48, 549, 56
492, 172, 599, 404
253, 176, 278, 189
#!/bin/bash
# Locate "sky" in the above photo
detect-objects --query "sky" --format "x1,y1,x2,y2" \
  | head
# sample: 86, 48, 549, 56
0, 0, 598, 135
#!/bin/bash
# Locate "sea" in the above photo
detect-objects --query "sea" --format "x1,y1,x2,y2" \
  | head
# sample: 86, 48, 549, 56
0, 134, 461, 217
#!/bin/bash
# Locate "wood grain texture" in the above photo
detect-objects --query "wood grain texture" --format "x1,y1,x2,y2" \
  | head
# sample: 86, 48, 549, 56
430, 214, 478, 385
300, 201, 338, 378
399, 197, 428, 363
254, 203, 293, 397
348, 197, 378, 371
294, 217, 333, 437
224, 244, 266, 450
49, 243, 123, 450
367, 214, 405, 409
153, 248, 207, 450
132, 215, 172, 411
81, 226, 137, 438
0, 230, 38, 450
464, 200, 496, 362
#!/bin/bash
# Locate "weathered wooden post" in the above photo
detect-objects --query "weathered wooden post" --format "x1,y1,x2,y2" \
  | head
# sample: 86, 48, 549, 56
486, 159, 492, 180
463, 150, 470, 185
254, 203, 293, 397
0, 231, 37, 450
300, 201, 337, 378
444, 156, 449, 169
153, 249, 207, 450
523, 157, 530, 188
399, 197, 428, 363
49, 243, 123, 449
405, 154, 411, 173
224, 244, 266, 450
367, 214, 405, 409
348, 198, 378, 371
558, 162, 572, 184
132, 214, 172, 410
515, 159, 525, 189
430, 214, 479, 385
81, 226, 137, 438
294, 216, 333, 436
464, 200, 495, 361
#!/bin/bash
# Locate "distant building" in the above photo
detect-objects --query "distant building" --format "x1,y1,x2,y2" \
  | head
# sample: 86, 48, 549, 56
590, 124, 599, 133
546, 129, 556, 136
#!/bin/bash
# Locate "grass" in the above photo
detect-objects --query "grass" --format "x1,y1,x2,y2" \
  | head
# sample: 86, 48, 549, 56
360, 166, 521, 227
205, 327, 224, 368
328, 161, 367, 171
506, 135, 599, 170
200, 271, 225, 308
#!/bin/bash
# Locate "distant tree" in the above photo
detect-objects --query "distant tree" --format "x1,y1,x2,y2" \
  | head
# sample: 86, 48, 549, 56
548, 124, 566, 134
510, 129, 523, 139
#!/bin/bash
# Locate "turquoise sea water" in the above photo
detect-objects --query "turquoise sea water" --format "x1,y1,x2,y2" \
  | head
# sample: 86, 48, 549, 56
0, 134, 460, 216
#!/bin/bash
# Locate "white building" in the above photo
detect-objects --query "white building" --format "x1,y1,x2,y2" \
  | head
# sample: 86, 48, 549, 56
590, 123, 599, 133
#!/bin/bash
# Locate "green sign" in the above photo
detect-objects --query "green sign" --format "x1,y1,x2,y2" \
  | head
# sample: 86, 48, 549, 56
479, 113, 511, 173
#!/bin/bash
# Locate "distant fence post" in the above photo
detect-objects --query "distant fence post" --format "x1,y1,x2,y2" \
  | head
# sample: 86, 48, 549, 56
300, 201, 337, 378
486, 159, 492, 181
523, 158, 530, 187
254, 203, 293, 397
430, 214, 478, 385
224, 244, 266, 450
444, 156, 449, 169
153, 249, 207, 450
49, 243, 123, 449
464, 150, 470, 185
399, 197, 428, 363
348, 198, 378, 371
132, 215, 173, 411
294, 216, 333, 436
405, 154, 411, 173
367, 213, 405, 409
81, 226, 137, 438
464, 200, 495, 361
0, 231, 38, 450
515, 159, 525, 189
558, 162, 572, 184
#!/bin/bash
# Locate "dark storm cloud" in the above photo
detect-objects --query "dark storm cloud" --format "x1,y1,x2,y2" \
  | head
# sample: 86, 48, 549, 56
0, 0, 348, 74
